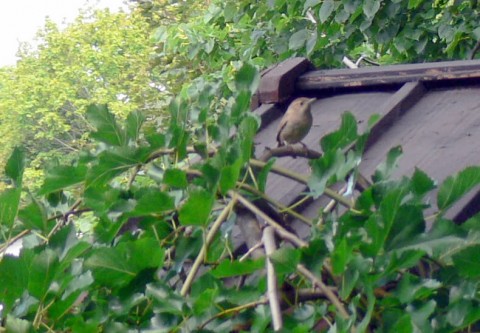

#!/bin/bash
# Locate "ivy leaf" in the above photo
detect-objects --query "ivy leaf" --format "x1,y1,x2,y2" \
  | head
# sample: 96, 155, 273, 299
86, 104, 126, 146
437, 166, 480, 211
179, 189, 215, 226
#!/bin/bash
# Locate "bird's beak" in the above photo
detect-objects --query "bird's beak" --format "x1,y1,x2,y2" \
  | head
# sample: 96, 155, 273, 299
307, 98, 316, 105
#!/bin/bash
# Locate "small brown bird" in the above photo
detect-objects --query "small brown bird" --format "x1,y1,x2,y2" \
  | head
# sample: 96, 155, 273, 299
276, 97, 316, 147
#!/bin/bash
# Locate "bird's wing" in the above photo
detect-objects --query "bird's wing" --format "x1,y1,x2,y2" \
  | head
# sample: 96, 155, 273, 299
276, 119, 288, 146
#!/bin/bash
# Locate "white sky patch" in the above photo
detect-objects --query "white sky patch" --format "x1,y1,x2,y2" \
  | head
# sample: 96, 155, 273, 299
0, 0, 129, 66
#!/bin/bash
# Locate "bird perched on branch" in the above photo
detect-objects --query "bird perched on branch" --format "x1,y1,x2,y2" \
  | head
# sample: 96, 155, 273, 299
276, 97, 316, 147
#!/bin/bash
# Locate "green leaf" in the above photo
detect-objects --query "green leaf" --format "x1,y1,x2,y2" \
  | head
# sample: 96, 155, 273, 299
303, 0, 321, 12
211, 258, 265, 278
220, 158, 242, 195
193, 288, 218, 315
85, 238, 164, 288
389, 314, 413, 333
125, 111, 145, 143
320, 111, 358, 152
178, 189, 215, 226
85, 148, 146, 188
332, 238, 352, 274
373, 146, 403, 182
437, 166, 480, 211
0, 254, 31, 313
28, 249, 60, 299
446, 300, 472, 327
473, 27, 480, 40
163, 168, 188, 189
363, 0, 380, 19
308, 149, 359, 198
269, 247, 300, 275
133, 190, 175, 215
319, 0, 335, 23
411, 167, 436, 196
452, 245, 480, 278
392, 219, 480, 263
289, 29, 309, 50
340, 267, 359, 299
408, 0, 424, 9
0, 187, 21, 228
18, 199, 48, 232
257, 158, 275, 193
5, 147, 25, 185
235, 62, 259, 93
86, 104, 126, 146
395, 273, 441, 304
39, 165, 87, 195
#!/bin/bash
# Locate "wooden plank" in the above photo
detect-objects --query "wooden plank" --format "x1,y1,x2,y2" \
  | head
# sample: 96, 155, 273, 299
357, 86, 480, 223
297, 60, 480, 90
366, 81, 426, 149
258, 57, 314, 104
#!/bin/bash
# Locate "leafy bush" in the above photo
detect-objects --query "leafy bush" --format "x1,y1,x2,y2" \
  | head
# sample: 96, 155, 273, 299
2, 64, 480, 332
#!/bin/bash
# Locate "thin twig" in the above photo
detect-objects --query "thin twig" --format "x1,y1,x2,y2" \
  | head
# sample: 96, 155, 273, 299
263, 226, 283, 331
297, 264, 350, 320
237, 182, 313, 226
199, 297, 268, 329
249, 159, 356, 210
230, 191, 307, 248
0, 229, 30, 255
239, 241, 264, 262
180, 197, 237, 296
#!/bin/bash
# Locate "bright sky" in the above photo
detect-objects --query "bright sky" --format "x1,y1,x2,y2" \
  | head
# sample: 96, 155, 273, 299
0, 0, 129, 67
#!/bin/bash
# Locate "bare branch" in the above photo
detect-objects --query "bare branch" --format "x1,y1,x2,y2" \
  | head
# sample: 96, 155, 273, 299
231, 191, 307, 248
180, 197, 237, 296
297, 264, 350, 320
263, 226, 283, 331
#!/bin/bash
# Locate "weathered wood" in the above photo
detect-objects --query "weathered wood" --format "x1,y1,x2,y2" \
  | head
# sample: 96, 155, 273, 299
297, 60, 480, 90
259, 57, 314, 104
366, 81, 427, 149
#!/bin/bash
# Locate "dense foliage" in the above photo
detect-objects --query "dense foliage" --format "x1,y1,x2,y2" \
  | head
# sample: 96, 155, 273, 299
1, 0, 480, 331
2, 67, 480, 331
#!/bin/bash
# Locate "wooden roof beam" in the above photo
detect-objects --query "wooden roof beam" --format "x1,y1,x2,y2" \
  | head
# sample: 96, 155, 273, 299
297, 59, 480, 91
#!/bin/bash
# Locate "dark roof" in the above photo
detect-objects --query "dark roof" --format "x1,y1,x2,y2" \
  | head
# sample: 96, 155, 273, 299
252, 58, 480, 231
